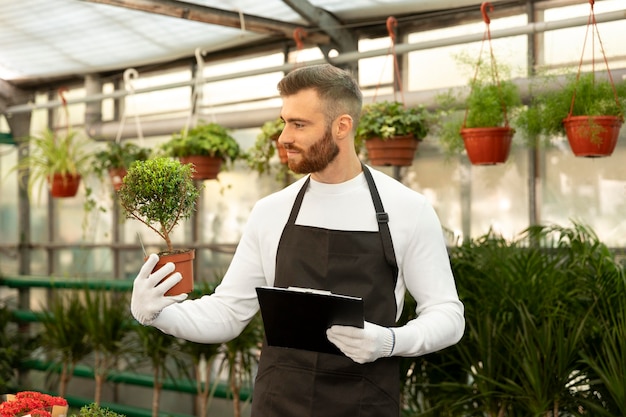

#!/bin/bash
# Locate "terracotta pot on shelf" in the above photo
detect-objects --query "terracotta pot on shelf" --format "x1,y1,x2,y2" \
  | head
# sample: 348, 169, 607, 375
364, 134, 418, 166
48, 173, 82, 197
562, 115, 622, 158
460, 126, 514, 165
153, 249, 195, 296
180, 155, 222, 180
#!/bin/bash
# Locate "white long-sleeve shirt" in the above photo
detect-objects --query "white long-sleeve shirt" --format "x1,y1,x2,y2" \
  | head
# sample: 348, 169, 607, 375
154, 166, 465, 357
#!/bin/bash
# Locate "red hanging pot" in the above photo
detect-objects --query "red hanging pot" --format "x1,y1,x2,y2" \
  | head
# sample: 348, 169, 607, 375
108, 167, 127, 191
460, 126, 514, 165
364, 134, 418, 166
180, 155, 222, 180
562, 115, 622, 158
48, 173, 81, 198
152, 249, 195, 296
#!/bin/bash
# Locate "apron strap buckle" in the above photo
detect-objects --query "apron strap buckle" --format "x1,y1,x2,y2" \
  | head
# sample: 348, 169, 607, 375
376, 212, 389, 223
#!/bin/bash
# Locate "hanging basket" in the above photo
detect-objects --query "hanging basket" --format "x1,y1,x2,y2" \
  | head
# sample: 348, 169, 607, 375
153, 249, 195, 296
364, 135, 418, 166
563, 115, 622, 157
460, 127, 513, 165
564, 0, 623, 158
460, 2, 513, 166
108, 167, 127, 191
180, 155, 222, 180
48, 173, 81, 198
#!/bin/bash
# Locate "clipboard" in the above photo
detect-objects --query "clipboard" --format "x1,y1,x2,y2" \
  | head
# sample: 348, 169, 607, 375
255, 286, 364, 355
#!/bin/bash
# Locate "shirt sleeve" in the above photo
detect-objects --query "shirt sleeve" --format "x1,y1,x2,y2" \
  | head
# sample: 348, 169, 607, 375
391, 200, 465, 357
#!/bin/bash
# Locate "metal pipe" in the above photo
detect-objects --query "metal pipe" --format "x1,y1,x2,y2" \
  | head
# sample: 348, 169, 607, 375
5, 9, 625, 115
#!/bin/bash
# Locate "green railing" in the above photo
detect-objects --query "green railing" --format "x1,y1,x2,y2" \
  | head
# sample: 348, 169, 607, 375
1, 274, 252, 417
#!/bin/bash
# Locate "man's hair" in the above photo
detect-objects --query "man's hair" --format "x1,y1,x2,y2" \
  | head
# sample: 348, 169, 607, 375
277, 64, 363, 130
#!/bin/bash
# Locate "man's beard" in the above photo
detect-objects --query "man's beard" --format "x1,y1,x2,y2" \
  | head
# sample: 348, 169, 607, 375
285, 126, 339, 174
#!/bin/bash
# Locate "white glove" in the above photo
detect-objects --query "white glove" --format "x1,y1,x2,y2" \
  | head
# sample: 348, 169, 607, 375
130, 253, 188, 325
326, 321, 396, 364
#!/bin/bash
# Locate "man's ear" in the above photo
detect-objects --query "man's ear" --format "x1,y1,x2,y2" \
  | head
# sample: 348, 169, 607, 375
335, 114, 353, 140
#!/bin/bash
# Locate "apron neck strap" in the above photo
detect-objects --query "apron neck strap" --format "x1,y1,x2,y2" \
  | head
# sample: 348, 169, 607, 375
361, 164, 399, 283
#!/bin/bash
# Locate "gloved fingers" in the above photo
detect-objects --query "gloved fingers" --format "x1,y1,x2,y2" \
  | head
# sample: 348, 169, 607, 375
138, 253, 160, 279
153, 271, 183, 296
168, 293, 189, 303
327, 325, 363, 349
145, 262, 176, 287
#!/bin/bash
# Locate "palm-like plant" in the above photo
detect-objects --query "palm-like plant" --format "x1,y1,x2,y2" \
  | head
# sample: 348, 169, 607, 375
39, 291, 92, 398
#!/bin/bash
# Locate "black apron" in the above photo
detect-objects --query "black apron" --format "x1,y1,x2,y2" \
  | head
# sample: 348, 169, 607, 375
251, 165, 401, 417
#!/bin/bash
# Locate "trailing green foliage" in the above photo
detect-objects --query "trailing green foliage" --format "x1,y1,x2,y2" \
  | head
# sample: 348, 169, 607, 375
93, 141, 151, 174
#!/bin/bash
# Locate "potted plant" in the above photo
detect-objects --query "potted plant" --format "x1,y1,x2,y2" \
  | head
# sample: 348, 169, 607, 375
355, 100, 432, 166
117, 157, 201, 295
437, 76, 520, 165
71, 403, 126, 417
162, 121, 241, 180
12, 127, 93, 198
246, 118, 287, 174
517, 72, 625, 157
93, 141, 151, 191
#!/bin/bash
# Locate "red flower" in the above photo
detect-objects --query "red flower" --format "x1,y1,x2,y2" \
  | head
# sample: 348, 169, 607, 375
0, 391, 66, 417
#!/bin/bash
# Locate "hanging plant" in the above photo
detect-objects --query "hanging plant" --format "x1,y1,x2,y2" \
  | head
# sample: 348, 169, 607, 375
516, 1, 625, 158
456, 2, 519, 166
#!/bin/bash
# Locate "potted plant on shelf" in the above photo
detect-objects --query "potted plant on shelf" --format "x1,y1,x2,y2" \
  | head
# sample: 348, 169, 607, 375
12, 127, 93, 198
117, 157, 201, 295
93, 141, 151, 191
516, 72, 625, 158
162, 121, 241, 180
355, 100, 432, 166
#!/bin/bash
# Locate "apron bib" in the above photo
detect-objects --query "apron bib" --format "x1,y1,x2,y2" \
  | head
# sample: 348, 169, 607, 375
251, 165, 401, 417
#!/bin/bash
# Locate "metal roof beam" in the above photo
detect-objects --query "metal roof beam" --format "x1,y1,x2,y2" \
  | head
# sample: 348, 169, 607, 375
81, 0, 330, 44
282, 0, 357, 54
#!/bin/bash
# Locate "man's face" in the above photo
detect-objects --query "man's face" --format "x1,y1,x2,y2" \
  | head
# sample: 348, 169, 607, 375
278, 89, 339, 175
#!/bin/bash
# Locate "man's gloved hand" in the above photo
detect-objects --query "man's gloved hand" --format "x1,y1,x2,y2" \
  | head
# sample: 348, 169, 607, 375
130, 253, 188, 325
326, 321, 396, 364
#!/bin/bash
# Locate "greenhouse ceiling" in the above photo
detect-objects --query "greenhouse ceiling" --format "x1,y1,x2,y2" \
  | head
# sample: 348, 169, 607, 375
0, 0, 527, 89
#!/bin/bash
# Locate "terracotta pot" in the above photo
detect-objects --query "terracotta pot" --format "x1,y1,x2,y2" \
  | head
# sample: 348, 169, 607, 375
153, 249, 195, 296
364, 134, 418, 166
563, 115, 622, 158
48, 173, 81, 197
180, 155, 222, 180
108, 167, 127, 191
460, 126, 514, 165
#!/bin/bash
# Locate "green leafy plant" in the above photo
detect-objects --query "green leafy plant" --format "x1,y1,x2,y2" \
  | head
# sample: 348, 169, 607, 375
71, 403, 126, 417
246, 118, 284, 175
93, 141, 151, 175
11, 128, 93, 199
163, 121, 241, 164
435, 77, 521, 157
82, 289, 132, 405
39, 291, 92, 398
355, 100, 432, 149
117, 157, 201, 253
515, 71, 626, 140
